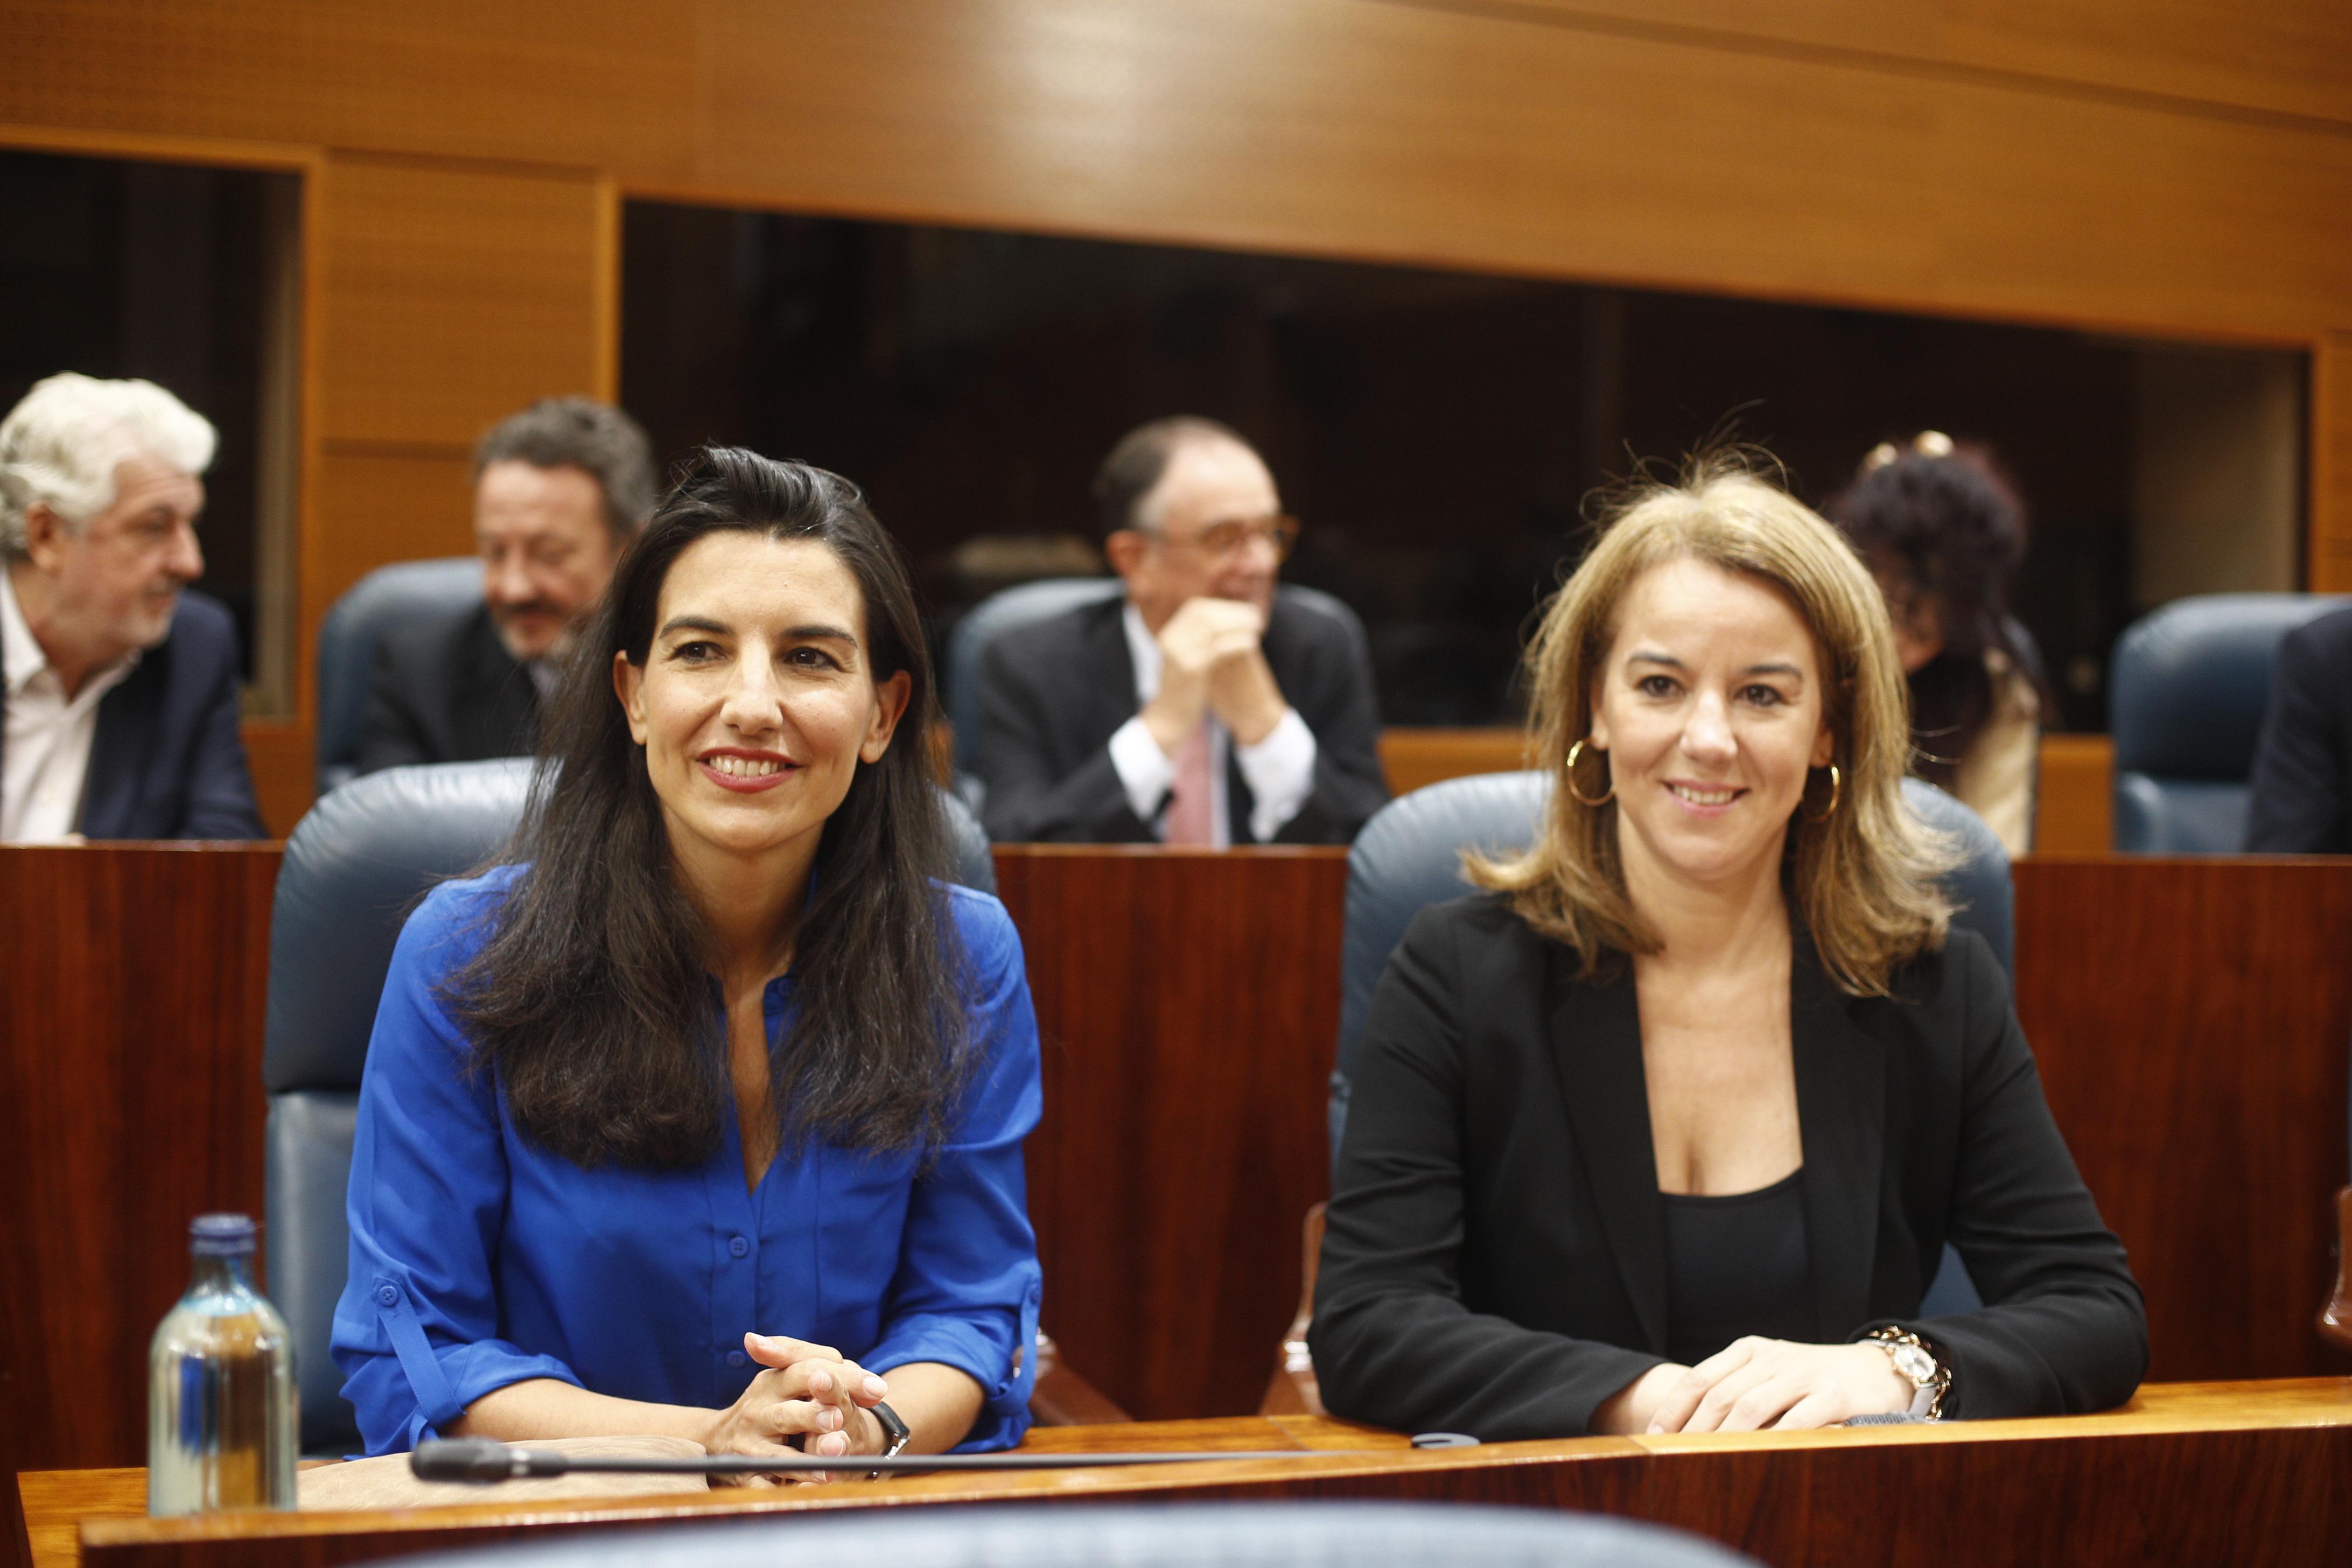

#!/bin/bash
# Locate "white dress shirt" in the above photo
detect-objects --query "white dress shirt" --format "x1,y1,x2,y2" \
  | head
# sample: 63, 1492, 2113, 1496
2, 568, 139, 843
1105, 601, 1317, 846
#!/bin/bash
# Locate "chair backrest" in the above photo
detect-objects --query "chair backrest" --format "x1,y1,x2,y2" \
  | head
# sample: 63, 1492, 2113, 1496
389, 1501, 1757, 1568
263, 759, 999, 1451
944, 578, 1126, 779
2109, 592, 2350, 853
1327, 772, 2014, 1165
314, 558, 486, 795
942, 578, 1373, 782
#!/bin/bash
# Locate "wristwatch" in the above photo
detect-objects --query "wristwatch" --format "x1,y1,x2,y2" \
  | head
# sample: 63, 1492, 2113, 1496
1864, 1326, 1950, 1419
866, 1399, 912, 1478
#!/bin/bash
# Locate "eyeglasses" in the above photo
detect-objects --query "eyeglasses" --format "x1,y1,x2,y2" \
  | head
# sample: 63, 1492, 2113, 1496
1148, 514, 1300, 563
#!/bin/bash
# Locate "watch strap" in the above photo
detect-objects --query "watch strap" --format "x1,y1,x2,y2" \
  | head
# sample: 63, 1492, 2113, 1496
866, 1399, 912, 1478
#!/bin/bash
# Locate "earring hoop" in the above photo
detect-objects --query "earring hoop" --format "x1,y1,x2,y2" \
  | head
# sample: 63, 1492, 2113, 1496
1564, 738, 1614, 807
1803, 763, 1842, 823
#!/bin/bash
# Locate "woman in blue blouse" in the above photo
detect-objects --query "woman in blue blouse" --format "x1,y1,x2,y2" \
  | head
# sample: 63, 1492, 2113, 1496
331, 448, 1044, 1471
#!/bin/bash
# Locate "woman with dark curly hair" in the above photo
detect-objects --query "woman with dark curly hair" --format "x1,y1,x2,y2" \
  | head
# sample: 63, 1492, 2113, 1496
1830, 434, 2044, 856
332, 447, 1042, 1473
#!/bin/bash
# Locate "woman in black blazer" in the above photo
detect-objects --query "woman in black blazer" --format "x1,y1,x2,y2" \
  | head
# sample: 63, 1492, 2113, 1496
1310, 461, 2145, 1439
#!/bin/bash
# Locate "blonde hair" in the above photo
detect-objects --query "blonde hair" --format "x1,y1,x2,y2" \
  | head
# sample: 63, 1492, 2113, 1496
1472, 457, 1955, 996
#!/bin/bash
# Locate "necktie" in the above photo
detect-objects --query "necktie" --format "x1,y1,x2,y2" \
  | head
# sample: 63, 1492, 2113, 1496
1164, 722, 1216, 846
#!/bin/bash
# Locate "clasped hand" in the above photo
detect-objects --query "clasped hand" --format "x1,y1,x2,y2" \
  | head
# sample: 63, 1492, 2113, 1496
703, 1332, 890, 1484
1604, 1337, 1915, 1434
1141, 597, 1287, 753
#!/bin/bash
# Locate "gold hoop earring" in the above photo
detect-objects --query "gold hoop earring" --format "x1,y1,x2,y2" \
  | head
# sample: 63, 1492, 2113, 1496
1564, 738, 1614, 807
1803, 764, 1842, 823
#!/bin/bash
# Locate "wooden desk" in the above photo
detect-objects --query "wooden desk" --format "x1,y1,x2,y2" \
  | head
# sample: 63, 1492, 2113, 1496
6, 845, 2349, 1481
22, 1382, 2351, 1568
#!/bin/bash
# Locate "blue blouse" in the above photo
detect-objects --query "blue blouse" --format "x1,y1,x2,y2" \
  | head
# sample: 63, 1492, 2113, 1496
330, 865, 1044, 1455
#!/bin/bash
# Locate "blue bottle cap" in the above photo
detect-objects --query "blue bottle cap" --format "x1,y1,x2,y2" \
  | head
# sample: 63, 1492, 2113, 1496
189, 1213, 257, 1256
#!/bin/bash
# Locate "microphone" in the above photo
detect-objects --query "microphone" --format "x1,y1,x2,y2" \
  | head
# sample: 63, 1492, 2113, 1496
410, 1437, 1355, 1482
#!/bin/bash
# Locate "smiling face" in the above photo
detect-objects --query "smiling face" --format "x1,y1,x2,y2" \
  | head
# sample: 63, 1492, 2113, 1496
613, 532, 911, 876
477, 460, 621, 662
1588, 556, 1836, 893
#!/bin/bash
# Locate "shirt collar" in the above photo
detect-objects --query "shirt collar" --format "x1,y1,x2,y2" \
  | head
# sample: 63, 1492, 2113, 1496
1, 566, 48, 701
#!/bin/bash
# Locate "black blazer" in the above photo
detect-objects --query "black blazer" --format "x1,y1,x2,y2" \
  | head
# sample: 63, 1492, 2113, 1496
2245, 604, 2352, 853
972, 591, 1388, 844
353, 604, 540, 777
1, 589, 264, 840
1310, 893, 2147, 1440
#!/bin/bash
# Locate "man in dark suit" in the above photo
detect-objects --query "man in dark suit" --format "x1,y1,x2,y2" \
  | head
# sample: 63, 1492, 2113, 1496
1, 373, 263, 841
975, 416, 1387, 844
354, 398, 656, 775
2245, 603, 2352, 852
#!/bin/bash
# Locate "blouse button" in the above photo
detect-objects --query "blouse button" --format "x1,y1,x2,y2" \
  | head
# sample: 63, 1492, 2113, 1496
375, 1284, 399, 1307
726, 1349, 749, 1368
728, 1235, 751, 1258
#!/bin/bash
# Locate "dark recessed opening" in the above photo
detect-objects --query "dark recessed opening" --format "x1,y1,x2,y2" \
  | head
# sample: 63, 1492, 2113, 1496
622, 204, 2307, 731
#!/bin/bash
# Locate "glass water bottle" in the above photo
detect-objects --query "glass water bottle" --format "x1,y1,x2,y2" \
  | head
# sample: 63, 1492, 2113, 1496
148, 1213, 298, 1516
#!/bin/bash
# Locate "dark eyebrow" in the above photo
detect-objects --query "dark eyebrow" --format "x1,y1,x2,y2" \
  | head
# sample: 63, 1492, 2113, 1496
785, 623, 860, 648
657, 615, 730, 638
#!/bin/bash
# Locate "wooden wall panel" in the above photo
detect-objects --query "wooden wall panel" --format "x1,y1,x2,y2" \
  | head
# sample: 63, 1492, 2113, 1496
997, 847, 1349, 1422
2014, 857, 2352, 1382
1475, 1, 2352, 127
312, 157, 608, 449
0, 847, 278, 1475
0, 2, 2344, 344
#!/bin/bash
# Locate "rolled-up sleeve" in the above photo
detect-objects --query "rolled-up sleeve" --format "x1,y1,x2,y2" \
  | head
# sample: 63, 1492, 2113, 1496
863, 892, 1045, 1451
330, 882, 581, 1454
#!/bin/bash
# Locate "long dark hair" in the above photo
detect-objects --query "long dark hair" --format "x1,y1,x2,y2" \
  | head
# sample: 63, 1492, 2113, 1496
447, 446, 967, 1170
1830, 445, 2038, 788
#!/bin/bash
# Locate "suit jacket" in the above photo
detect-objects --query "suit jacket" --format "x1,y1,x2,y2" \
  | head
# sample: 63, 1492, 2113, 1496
1310, 893, 2147, 1440
0, 590, 265, 840
2245, 604, 2352, 853
353, 604, 540, 776
973, 590, 1388, 844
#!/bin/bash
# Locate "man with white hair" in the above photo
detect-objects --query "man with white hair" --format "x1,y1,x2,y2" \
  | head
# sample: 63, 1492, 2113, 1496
0, 373, 264, 841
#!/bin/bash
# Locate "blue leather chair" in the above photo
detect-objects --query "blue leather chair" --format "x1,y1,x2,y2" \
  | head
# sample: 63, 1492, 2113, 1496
1326, 772, 2013, 1318
2109, 593, 2349, 853
263, 760, 999, 1453
314, 558, 485, 796
940, 577, 1373, 806
384, 1502, 1755, 1568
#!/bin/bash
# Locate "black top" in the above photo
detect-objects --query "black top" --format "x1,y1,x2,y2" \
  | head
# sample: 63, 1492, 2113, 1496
1308, 893, 2147, 1441
354, 603, 541, 777
2246, 603, 2352, 853
971, 591, 1388, 844
0, 588, 265, 840
1661, 1168, 1814, 1367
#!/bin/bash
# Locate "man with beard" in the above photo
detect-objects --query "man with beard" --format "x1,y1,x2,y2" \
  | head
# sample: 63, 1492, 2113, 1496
354, 398, 656, 775
1, 373, 263, 841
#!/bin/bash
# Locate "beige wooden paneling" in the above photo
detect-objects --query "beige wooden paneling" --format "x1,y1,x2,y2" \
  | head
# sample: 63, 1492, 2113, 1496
303, 448, 477, 617
0, 2, 2346, 344
314, 156, 608, 446
1465, 1, 2352, 126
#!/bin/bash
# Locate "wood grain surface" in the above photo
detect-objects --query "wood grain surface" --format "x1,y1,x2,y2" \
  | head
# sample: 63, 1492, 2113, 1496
24, 1381, 2349, 1568
996, 846, 1351, 1422
0, 847, 280, 1486
8, 845, 2348, 1495
2013, 856, 2352, 1382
